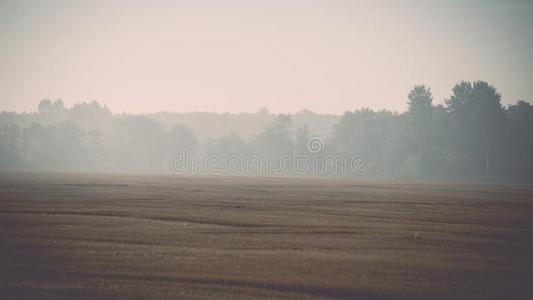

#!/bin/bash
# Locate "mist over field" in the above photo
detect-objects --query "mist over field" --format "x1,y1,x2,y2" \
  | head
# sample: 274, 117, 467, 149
1, 87, 533, 182
1, 0, 533, 181
1, 1, 533, 300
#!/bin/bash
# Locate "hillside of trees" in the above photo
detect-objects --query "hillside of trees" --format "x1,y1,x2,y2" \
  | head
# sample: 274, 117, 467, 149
1, 81, 532, 182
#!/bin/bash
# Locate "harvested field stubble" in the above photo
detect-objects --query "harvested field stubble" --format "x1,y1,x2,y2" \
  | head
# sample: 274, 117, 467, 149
1, 173, 533, 299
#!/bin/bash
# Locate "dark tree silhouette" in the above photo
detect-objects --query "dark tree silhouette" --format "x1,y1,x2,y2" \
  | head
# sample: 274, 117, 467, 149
407, 85, 433, 177
446, 81, 504, 178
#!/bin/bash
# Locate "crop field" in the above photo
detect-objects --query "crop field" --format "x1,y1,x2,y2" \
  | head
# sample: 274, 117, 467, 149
1, 173, 533, 299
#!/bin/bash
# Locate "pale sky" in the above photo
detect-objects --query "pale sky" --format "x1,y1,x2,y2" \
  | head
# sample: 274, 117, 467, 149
1, 0, 532, 114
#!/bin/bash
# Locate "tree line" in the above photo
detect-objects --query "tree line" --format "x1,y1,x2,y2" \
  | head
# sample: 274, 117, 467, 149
1, 81, 532, 181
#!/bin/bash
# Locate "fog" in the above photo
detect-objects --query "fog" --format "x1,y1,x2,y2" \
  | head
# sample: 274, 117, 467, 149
1, 0, 532, 113
1, 85, 532, 182
1, 1, 533, 182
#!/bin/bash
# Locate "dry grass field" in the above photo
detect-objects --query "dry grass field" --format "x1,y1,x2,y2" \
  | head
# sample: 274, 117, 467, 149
1, 173, 533, 299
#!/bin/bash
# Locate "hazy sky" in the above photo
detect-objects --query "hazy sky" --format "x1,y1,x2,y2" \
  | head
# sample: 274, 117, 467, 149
1, 0, 532, 114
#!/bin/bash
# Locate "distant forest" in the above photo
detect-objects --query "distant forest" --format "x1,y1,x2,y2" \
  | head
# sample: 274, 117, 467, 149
1, 81, 532, 182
